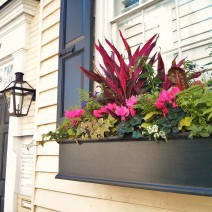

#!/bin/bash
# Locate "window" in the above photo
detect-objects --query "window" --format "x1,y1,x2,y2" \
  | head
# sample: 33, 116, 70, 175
111, 0, 212, 78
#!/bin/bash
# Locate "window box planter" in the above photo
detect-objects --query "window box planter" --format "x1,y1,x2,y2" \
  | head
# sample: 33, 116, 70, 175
56, 134, 212, 196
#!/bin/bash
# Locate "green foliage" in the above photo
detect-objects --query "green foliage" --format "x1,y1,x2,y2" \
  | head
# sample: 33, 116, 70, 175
79, 89, 101, 119
189, 124, 212, 139
117, 115, 143, 139
135, 92, 159, 116
156, 108, 186, 135
176, 85, 212, 125
41, 127, 70, 144
139, 60, 161, 93
74, 115, 117, 140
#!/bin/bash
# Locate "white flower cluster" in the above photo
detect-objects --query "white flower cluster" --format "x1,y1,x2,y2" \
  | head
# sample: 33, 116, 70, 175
146, 125, 158, 134
146, 125, 167, 141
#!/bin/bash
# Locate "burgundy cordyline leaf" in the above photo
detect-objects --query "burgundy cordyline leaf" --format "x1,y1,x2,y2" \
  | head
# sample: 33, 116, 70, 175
171, 55, 178, 67
176, 58, 186, 68
119, 55, 127, 97
190, 69, 206, 79
156, 52, 165, 83
104, 80, 123, 101
110, 51, 115, 60
143, 37, 158, 58
129, 45, 140, 67
95, 42, 119, 76
99, 42, 123, 79
171, 55, 186, 68
133, 80, 147, 95
105, 38, 124, 66
132, 67, 143, 84
99, 63, 112, 79
80, 67, 103, 83
138, 34, 158, 57
167, 67, 189, 90
119, 30, 132, 60
163, 75, 172, 90
148, 52, 157, 66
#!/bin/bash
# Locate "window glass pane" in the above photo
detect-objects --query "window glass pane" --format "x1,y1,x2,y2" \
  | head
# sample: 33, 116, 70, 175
114, 0, 139, 16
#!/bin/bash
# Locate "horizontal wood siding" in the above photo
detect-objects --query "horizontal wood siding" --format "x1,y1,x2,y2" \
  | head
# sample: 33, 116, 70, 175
20, 2, 40, 135
34, 0, 212, 211
17, 194, 31, 212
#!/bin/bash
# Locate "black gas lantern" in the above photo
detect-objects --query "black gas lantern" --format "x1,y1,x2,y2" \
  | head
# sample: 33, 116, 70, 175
0, 72, 36, 117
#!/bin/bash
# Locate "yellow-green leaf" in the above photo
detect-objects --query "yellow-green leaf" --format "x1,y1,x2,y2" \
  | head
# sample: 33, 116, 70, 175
178, 116, 192, 130
140, 122, 152, 129
144, 111, 161, 122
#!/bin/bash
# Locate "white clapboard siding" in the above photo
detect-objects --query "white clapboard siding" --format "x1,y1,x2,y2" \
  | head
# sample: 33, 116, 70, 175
36, 206, 59, 212
42, 8, 60, 32
40, 55, 58, 76
42, 0, 60, 19
37, 141, 59, 156
35, 190, 170, 212
40, 39, 59, 61
39, 71, 58, 92
36, 156, 58, 172
41, 23, 59, 46
34, 188, 212, 212
37, 105, 57, 125
37, 123, 57, 141
35, 172, 212, 212
17, 194, 31, 212
39, 88, 57, 108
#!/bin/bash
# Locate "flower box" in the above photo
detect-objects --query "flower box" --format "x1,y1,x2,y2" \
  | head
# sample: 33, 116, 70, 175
56, 135, 212, 196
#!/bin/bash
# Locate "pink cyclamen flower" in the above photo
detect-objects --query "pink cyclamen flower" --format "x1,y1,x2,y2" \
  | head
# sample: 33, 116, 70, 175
125, 96, 138, 107
65, 109, 85, 119
105, 103, 117, 112
115, 106, 130, 120
129, 107, 136, 117
159, 89, 170, 102
168, 87, 180, 100
93, 109, 102, 118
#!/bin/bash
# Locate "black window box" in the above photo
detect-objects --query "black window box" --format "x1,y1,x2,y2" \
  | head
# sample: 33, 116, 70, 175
56, 135, 212, 196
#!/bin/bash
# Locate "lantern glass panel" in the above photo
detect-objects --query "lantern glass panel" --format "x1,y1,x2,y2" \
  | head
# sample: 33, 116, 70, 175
4, 89, 15, 114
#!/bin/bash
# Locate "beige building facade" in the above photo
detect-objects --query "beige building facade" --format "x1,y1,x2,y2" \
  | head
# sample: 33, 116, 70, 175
0, 0, 212, 211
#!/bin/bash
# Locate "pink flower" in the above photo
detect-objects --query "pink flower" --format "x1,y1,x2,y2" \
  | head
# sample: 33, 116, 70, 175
168, 87, 180, 100
100, 106, 109, 114
115, 106, 129, 120
155, 87, 181, 117
129, 107, 136, 117
105, 103, 117, 111
159, 90, 170, 102
93, 110, 102, 118
65, 109, 85, 119
126, 96, 138, 107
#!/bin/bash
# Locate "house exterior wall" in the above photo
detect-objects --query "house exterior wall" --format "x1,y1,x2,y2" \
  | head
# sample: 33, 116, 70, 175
33, 0, 212, 212
2, 0, 211, 211
0, 0, 39, 211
